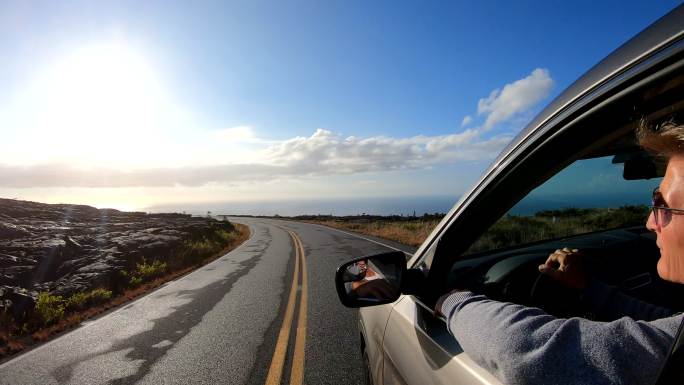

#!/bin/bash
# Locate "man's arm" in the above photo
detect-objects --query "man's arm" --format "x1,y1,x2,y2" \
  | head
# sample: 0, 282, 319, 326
441, 291, 680, 385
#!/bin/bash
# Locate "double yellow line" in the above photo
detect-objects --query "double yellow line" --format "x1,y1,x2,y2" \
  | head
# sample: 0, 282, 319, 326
265, 230, 308, 385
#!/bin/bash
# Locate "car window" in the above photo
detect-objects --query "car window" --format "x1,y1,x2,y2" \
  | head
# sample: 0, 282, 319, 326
429, 151, 682, 320
464, 154, 661, 256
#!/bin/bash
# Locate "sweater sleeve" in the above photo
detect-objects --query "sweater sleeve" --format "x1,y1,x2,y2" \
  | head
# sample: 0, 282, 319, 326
441, 291, 681, 385
582, 279, 675, 321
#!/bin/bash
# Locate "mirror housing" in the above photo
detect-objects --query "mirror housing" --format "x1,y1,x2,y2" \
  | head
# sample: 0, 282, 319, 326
612, 151, 665, 180
335, 251, 407, 308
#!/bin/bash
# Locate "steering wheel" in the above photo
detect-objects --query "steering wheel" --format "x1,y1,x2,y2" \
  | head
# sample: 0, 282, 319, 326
529, 272, 585, 318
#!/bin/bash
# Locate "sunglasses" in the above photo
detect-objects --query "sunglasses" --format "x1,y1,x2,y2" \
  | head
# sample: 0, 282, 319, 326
652, 187, 684, 228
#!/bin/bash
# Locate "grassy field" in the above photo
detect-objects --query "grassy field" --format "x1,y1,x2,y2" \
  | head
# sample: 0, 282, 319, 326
299, 214, 444, 247
467, 205, 650, 253
299, 205, 651, 251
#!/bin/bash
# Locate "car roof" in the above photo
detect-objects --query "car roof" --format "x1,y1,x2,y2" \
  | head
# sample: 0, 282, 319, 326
492, 4, 684, 172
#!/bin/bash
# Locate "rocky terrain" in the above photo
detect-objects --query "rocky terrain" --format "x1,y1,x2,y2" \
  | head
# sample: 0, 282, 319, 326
0, 198, 236, 321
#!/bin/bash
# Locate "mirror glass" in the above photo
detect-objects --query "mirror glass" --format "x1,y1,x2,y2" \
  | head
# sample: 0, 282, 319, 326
336, 251, 405, 307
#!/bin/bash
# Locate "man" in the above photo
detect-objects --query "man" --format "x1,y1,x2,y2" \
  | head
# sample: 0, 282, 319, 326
351, 260, 378, 290
341, 259, 366, 283
352, 259, 369, 287
435, 120, 684, 385
350, 259, 398, 300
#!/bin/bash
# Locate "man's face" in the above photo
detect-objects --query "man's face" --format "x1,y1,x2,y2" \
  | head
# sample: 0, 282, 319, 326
357, 261, 367, 274
647, 155, 684, 284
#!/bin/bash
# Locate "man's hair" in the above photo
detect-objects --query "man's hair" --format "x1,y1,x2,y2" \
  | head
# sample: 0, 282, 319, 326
637, 118, 684, 158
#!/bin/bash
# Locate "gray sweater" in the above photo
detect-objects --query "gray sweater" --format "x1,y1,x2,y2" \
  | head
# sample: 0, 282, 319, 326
440, 281, 682, 385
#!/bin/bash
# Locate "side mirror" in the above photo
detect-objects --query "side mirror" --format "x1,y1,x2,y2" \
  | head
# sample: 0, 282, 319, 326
335, 251, 407, 308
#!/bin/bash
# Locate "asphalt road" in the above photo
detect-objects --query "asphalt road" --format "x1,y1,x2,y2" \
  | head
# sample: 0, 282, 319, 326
0, 218, 416, 385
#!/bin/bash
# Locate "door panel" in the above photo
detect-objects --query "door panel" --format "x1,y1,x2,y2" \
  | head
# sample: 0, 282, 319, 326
383, 296, 502, 385
360, 301, 396, 384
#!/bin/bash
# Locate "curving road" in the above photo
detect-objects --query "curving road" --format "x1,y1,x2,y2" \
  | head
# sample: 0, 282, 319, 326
0, 218, 415, 385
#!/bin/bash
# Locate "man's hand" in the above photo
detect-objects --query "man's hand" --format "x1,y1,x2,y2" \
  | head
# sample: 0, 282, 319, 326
538, 247, 588, 290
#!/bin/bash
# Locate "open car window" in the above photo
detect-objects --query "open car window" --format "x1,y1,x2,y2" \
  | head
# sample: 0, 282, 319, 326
465, 154, 661, 256
441, 149, 684, 319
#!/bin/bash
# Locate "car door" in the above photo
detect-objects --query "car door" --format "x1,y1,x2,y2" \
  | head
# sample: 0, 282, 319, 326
379, 14, 684, 382
383, 293, 502, 385
382, 151, 664, 385
381, 235, 501, 385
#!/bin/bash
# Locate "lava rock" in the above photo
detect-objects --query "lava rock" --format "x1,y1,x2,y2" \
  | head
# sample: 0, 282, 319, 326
0, 222, 33, 240
0, 197, 231, 319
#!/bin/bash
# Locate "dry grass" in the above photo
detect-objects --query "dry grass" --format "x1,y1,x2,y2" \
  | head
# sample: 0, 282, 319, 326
308, 219, 441, 247
0, 222, 249, 360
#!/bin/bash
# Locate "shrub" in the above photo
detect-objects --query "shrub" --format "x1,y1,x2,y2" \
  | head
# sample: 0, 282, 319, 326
87, 288, 112, 302
129, 276, 143, 287
64, 292, 88, 310
65, 289, 113, 311
216, 229, 236, 243
127, 258, 167, 287
176, 227, 237, 266
35, 293, 64, 325
136, 259, 167, 281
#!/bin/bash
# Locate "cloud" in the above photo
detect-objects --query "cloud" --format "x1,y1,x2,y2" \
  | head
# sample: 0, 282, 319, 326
263, 128, 512, 172
0, 68, 553, 188
0, 129, 512, 188
0, 163, 285, 188
476, 68, 553, 130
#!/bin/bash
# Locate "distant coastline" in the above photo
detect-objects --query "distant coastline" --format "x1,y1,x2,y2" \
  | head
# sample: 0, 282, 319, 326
146, 195, 459, 217
145, 192, 652, 218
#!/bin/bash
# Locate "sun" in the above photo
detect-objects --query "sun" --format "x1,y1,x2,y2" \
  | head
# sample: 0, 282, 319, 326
25, 41, 176, 167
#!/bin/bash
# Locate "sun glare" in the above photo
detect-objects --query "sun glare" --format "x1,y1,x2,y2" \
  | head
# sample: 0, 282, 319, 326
14, 187, 149, 213
46, 43, 162, 121
22, 41, 180, 167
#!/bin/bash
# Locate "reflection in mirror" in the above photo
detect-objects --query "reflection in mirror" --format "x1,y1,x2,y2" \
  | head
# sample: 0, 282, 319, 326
344, 259, 398, 302
336, 251, 405, 307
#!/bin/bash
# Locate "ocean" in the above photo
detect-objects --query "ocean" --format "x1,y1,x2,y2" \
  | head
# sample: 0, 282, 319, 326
146, 195, 459, 217
145, 192, 652, 218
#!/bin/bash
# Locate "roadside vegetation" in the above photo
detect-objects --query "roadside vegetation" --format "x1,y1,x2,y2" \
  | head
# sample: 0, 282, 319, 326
0, 221, 249, 359
298, 205, 650, 251
297, 213, 444, 247
467, 205, 649, 253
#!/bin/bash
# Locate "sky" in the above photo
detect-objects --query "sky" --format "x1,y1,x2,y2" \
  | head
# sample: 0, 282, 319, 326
0, 0, 681, 214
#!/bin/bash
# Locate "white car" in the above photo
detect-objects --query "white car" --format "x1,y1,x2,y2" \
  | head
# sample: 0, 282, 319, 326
336, 5, 684, 385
